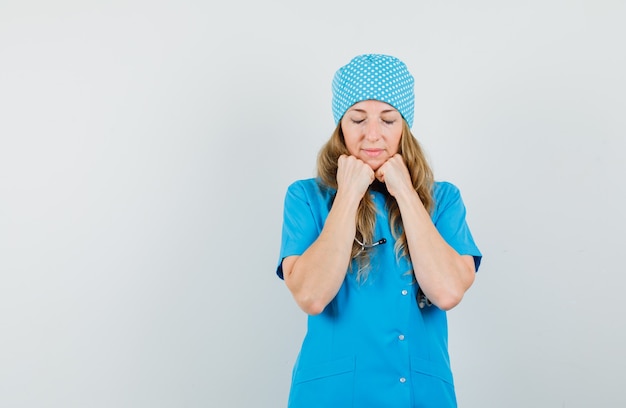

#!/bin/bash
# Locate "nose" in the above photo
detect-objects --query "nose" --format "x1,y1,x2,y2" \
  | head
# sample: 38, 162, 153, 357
364, 120, 382, 141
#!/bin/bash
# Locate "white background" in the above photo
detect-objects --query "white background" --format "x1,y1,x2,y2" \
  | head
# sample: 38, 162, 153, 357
1, 1, 625, 407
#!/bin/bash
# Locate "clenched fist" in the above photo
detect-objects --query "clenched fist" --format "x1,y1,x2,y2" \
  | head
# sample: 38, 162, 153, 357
337, 154, 375, 200
375, 154, 413, 198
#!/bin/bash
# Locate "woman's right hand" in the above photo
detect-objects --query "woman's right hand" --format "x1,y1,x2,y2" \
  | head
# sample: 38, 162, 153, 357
284, 155, 373, 315
336, 154, 375, 200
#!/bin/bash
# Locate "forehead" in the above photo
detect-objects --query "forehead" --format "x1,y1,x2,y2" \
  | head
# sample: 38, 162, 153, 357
348, 100, 398, 113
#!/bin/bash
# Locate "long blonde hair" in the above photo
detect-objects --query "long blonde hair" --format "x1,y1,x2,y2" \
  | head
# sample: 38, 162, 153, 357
317, 120, 434, 281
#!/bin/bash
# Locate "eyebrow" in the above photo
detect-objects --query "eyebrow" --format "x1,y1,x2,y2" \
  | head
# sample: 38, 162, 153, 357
348, 108, 398, 114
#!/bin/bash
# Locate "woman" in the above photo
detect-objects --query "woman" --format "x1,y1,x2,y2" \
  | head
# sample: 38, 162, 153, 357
276, 54, 482, 407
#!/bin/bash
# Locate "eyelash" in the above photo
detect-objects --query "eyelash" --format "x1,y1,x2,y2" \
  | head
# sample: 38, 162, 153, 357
351, 119, 396, 125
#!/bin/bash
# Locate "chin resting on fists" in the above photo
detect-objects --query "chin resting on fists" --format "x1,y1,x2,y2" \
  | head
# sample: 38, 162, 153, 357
336, 154, 375, 199
375, 154, 413, 198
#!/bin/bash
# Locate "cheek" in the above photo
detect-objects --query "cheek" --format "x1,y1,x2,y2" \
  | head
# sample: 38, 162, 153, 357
342, 130, 360, 155
388, 131, 402, 154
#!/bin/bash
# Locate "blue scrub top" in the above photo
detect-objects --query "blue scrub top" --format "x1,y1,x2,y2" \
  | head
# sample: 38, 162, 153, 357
277, 178, 482, 408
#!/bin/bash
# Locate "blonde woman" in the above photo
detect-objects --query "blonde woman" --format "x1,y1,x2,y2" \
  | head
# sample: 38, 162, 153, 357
277, 54, 482, 407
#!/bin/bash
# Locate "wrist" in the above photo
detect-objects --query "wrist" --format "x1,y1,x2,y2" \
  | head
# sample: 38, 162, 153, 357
394, 187, 423, 210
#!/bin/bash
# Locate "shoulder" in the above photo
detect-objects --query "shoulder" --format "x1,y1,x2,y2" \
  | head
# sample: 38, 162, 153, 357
433, 181, 461, 203
286, 177, 321, 191
284, 178, 336, 206
286, 177, 335, 196
431, 181, 465, 219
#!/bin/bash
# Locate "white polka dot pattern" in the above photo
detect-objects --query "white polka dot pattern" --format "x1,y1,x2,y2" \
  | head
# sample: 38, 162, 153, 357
332, 54, 415, 127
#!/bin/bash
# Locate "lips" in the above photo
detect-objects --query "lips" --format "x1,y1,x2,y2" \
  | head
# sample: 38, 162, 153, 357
362, 148, 384, 157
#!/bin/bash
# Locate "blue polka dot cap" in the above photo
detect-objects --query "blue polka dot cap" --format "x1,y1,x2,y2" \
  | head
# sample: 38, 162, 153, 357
332, 54, 415, 127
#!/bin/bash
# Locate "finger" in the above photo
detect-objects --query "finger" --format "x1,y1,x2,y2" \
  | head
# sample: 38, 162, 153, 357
375, 169, 384, 182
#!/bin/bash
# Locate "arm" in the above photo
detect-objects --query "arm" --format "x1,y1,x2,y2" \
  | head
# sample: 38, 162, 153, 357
283, 155, 374, 315
376, 155, 475, 311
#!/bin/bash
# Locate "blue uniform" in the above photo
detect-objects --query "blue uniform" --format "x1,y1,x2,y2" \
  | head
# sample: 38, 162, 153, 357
277, 178, 482, 407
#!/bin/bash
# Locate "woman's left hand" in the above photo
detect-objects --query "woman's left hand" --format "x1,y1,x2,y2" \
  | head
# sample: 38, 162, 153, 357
375, 154, 413, 198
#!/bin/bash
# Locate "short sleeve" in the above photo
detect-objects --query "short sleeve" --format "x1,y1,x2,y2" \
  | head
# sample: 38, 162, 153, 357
432, 182, 482, 272
276, 180, 328, 279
